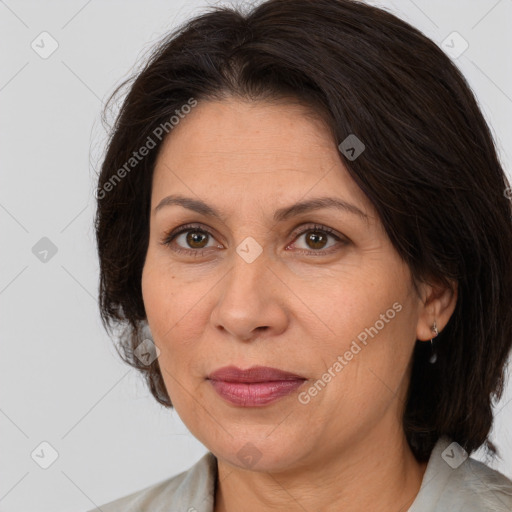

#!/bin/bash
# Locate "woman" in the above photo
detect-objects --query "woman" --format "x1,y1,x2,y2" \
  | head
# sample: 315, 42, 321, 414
92, 0, 512, 510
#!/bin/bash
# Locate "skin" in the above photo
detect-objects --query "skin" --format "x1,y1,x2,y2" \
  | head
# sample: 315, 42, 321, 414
141, 97, 458, 512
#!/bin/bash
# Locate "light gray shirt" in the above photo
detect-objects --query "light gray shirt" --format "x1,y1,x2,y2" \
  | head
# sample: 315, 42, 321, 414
88, 436, 512, 511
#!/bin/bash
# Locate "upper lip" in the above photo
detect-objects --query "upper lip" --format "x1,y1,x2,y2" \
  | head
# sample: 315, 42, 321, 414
207, 365, 306, 383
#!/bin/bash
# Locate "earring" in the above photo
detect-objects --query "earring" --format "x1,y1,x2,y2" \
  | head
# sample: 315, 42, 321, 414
429, 320, 439, 364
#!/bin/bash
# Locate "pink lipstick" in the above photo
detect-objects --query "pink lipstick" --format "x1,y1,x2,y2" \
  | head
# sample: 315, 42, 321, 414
207, 365, 306, 407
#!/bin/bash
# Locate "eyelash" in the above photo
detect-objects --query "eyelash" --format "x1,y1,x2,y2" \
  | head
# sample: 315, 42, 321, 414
159, 223, 348, 257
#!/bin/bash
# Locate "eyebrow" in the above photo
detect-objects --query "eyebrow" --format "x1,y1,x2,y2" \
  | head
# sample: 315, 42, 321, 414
154, 194, 369, 223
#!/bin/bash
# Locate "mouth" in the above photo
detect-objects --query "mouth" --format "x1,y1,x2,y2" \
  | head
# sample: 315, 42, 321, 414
206, 365, 307, 407
207, 365, 306, 383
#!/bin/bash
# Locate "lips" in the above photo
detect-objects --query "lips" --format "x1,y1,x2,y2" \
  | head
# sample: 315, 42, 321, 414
207, 365, 307, 407
207, 365, 306, 383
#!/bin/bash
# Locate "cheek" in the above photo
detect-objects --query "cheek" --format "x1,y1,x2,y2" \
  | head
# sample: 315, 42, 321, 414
141, 249, 192, 331
142, 244, 215, 317
320, 273, 401, 343
312, 276, 416, 400
141, 260, 171, 332
141, 256, 209, 374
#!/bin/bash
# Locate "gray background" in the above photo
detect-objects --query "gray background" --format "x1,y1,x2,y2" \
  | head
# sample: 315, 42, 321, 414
1, 1, 511, 511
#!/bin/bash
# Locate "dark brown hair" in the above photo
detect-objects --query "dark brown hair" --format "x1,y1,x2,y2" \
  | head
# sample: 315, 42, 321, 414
95, 0, 512, 462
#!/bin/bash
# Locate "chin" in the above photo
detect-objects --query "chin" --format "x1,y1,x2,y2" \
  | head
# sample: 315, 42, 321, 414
209, 433, 305, 473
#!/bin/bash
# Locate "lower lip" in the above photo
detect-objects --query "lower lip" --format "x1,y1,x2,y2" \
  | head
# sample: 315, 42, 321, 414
208, 379, 306, 406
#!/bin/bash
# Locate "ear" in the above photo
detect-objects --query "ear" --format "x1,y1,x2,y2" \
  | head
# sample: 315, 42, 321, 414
415, 277, 458, 341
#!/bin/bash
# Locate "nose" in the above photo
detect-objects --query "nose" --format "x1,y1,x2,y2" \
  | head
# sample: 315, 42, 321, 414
210, 247, 289, 342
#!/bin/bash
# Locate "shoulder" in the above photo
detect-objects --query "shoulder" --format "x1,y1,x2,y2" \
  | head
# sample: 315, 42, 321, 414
87, 451, 217, 512
410, 436, 512, 512
455, 456, 512, 511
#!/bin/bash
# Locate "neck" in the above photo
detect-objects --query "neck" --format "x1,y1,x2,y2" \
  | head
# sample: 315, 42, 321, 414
213, 428, 428, 512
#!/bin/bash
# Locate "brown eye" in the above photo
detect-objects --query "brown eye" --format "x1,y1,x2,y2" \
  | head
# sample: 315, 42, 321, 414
303, 230, 329, 250
184, 230, 210, 249
160, 224, 221, 256
290, 224, 347, 255
161, 223, 348, 257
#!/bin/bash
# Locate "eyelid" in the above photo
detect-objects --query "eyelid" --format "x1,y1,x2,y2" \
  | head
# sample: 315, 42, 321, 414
287, 223, 348, 253
160, 223, 221, 246
160, 222, 348, 255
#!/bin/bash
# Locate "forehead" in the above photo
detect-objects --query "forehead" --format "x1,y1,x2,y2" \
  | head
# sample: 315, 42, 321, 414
159, 98, 333, 163
151, 98, 375, 219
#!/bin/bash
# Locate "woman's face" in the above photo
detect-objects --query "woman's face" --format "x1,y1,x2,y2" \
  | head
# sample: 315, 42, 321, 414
142, 98, 430, 471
